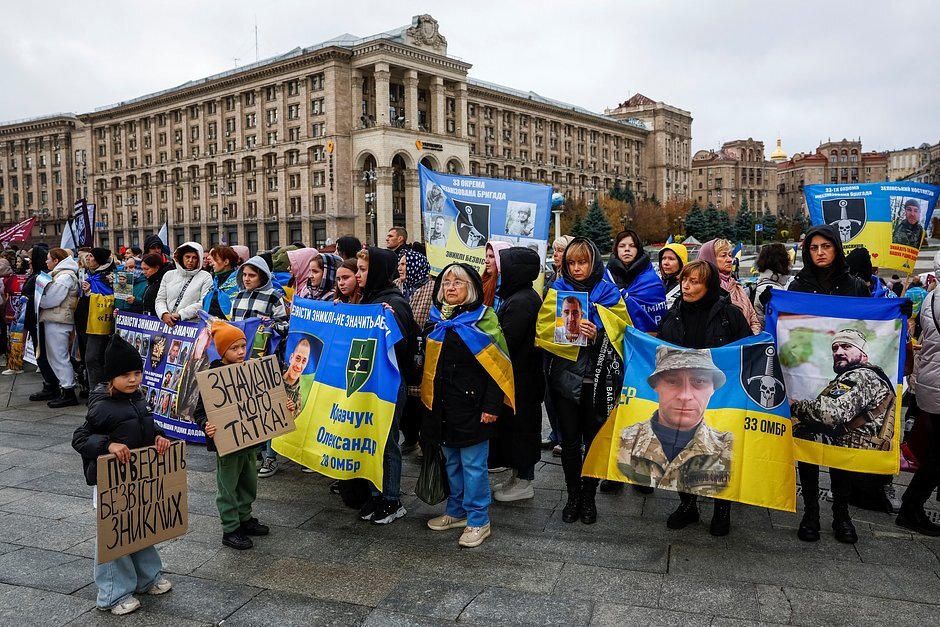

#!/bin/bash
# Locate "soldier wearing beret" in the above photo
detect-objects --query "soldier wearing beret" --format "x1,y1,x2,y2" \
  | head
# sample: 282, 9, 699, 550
618, 346, 733, 496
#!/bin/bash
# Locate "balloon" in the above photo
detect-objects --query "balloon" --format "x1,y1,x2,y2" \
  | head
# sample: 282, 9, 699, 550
551, 192, 565, 208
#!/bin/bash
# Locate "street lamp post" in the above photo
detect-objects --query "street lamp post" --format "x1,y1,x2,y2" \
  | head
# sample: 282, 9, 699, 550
363, 169, 377, 246
217, 190, 229, 246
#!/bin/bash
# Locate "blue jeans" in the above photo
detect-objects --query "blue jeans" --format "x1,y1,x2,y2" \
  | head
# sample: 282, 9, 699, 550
263, 440, 277, 460
371, 382, 405, 501
442, 441, 491, 527
94, 545, 163, 609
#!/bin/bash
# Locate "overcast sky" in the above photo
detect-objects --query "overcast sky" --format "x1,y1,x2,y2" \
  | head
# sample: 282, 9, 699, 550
2, 1, 937, 155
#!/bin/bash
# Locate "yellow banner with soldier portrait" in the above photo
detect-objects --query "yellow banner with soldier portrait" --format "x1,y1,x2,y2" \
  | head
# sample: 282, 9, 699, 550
583, 327, 796, 512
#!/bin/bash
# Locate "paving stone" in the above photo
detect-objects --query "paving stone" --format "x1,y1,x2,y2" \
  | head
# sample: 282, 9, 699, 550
782, 586, 940, 626
153, 538, 222, 575
11, 519, 96, 552
0, 581, 93, 626
378, 576, 484, 620
552, 563, 662, 605
224, 589, 370, 626
1, 491, 91, 520
590, 602, 712, 626
112, 573, 260, 623
754, 585, 793, 624
0, 486, 32, 505
854, 534, 940, 569
65, 608, 209, 626
246, 525, 371, 563
0, 512, 59, 543
0, 546, 92, 594
459, 586, 593, 626
0, 465, 55, 486
658, 575, 760, 621
361, 609, 468, 626
15, 470, 92, 498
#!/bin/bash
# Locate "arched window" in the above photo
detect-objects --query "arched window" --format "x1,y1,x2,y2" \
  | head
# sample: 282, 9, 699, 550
392, 155, 406, 228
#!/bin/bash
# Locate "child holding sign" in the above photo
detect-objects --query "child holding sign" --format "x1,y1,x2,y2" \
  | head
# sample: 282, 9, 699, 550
193, 320, 274, 550
71, 335, 174, 615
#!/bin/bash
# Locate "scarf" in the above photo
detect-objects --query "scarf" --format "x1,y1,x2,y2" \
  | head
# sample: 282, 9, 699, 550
306, 253, 340, 300
605, 253, 667, 333
421, 303, 515, 412
400, 249, 431, 301
202, 268, 238, 318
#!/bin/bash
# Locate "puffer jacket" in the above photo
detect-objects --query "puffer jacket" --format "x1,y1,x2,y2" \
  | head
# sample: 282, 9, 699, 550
155, 241, 213, 320
914, 290, 940, 413
39, 257, 80, 324
72, 383, 163, 485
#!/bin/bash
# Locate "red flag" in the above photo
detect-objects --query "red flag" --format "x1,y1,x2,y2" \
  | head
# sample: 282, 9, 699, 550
0, 217, 37, 244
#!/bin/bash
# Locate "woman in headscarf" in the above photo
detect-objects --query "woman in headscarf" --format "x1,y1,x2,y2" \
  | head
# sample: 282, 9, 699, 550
658, 260, 752, 536
697, 239, 760, 335
299, 253, 340, 301
538, 237, 630, 526
286, 247, 320, 302
422, 262, 513, 548
480, 241, 510, 309
396, 249, 434, 453
658, 242, 688, 310
606, 230, 668, 333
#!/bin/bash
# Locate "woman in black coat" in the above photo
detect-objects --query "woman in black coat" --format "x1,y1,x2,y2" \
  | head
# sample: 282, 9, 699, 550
658, 259, 751, 536
787, 224, 870, 545
422, 263, 507, 548
140, 253, 171, 316
491, 247, 544, 502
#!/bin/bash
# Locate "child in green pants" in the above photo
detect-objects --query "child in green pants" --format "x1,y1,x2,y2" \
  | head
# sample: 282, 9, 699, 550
194, 320, 269, 550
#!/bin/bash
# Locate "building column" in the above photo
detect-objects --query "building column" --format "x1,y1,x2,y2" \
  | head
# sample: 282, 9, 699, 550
430, 76, 445, 135
405, 169, 421, 244
351, 70, 363, 129
374, 63, 391, 127
374, 166, 393, 245
404, 70, 419, 131
455, 82, 467, 139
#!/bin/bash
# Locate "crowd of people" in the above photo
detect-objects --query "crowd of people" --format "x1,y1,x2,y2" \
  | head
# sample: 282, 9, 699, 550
1, 222, 930, 615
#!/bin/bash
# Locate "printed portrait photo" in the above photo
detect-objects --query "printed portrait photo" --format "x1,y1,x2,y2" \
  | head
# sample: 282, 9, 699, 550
554, 291, 589, 346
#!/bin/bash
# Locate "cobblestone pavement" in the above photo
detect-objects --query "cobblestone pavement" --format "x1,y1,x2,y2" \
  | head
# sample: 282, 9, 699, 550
0, 370, 938, 626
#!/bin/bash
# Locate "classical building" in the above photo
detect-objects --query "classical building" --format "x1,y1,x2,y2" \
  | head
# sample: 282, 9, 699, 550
690, 139, 778, 214
887, 144, 931, 181
604, 94, 693, 201
0, 15, 691, 251
776, 139, 888, 218
902, 140, 940, 186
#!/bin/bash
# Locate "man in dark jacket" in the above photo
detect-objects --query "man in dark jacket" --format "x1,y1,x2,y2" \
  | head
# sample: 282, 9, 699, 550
492, 247, 544, 502
788, 224, 868, 545
356, 247, 415, 525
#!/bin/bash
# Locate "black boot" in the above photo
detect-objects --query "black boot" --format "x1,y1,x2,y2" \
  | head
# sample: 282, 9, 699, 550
709, 500, 731, 536
832, 501, 857, 544
47, 387, 79, 409
29, 383, 59, 402
580, 479, 597, 525
562, 486, 581, 523
666, 493, 699, 529
895, 503, 940, 537
797, 501, 821, 542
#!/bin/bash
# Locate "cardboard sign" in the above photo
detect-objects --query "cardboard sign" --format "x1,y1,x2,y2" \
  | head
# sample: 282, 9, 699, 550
96, 441, 188, 563
196, 355, 295, 456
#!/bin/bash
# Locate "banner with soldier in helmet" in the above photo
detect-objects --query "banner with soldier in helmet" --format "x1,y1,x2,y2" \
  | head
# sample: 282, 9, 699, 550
765, 291, 905, 475
804, 182, 938, 273
582, 326, 797, 512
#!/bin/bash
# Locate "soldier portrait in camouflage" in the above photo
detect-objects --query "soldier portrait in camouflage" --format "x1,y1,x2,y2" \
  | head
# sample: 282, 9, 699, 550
891, 198, 926, 249
790, 329, 896, 451
617, 346, 733, 496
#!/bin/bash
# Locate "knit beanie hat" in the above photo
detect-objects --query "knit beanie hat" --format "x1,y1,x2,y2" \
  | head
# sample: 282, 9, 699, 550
844, 247, 872, 279
90, 247, 112, 266
103, 335, 144, 381
211, 320, 246, 358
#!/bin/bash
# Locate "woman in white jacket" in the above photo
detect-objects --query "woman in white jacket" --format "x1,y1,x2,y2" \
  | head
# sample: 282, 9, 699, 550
39, 248, 80, 408
155, 242, 213, 326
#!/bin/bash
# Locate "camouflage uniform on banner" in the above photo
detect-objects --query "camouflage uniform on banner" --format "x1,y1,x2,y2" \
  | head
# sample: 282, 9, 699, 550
791, 329, 896, 451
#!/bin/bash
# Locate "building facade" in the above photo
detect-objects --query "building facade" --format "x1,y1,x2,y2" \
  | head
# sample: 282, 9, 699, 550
887, 144, 931, 181
0, 15, 690, 251
690, 139, 778, 214
776, 139, 888, 218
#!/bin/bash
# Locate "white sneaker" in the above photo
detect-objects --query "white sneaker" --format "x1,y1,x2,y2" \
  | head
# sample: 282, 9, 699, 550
883, 483, 902, 513
146, 577, 172, 595
494, 478, 534, 502
1, 369, 22, 375
109, 596, 141, 615
258, 457, 278, 478
301, 467, 315, 474
459, 523, 491, 548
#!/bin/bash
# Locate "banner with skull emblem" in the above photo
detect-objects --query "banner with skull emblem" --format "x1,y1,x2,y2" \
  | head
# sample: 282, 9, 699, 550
804, 182, 938, 273
765, 291, 905, 475
419, 164, 553, 286
582, 326, 797, 512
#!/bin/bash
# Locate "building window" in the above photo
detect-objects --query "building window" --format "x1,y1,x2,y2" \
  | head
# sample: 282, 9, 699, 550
267, 176, 278, 191
288, 104, 300, 120
286, 79, 300, 96
289, 196, 301, 214
310, 98, 324, 115
288, 127, 300, 141
313, 195, 326, 213
312, 171, 325, 187
289, 173, 300, 189
265, 85, 277, 101
310, 73, 325, 91
244, 91, 256, 106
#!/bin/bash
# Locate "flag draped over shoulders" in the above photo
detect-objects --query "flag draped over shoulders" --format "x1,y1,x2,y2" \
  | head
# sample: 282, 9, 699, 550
421, 304, 516, 412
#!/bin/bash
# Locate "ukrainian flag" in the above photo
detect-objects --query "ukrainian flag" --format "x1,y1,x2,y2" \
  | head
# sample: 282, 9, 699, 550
421, 305, 515, 412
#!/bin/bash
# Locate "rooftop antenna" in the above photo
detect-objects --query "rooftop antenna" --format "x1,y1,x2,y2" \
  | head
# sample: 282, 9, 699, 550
255, 15, 259, 61
233, 57, 240, 67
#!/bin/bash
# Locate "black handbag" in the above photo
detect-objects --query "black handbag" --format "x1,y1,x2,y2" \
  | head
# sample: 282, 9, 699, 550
415, 443, 448, 505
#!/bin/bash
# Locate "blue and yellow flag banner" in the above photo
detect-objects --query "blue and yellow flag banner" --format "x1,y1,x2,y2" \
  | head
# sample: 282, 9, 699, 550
421, 304, 515, 412
272, 298, 403, 490
536, 285, 630, 361
115, 312, 263, 443
765, 291, 904, 474
419, 164, 553, 281
805, 182, 938, 273
583, 327, 796, 512
85, 272, 115, 335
